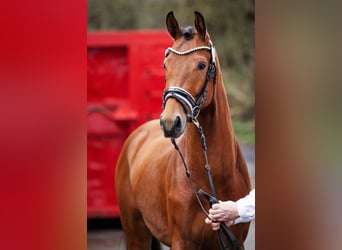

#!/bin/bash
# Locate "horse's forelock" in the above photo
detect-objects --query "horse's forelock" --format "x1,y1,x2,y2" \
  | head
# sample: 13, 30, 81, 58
181, 26, 195, 40
180, 25, 210, 43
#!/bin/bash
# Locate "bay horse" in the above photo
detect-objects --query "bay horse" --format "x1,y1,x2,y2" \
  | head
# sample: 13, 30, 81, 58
115, 11, 251, 250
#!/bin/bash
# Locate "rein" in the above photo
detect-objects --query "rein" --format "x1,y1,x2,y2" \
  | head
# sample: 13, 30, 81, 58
163, 42, 242, 250
171, 121, 242, 250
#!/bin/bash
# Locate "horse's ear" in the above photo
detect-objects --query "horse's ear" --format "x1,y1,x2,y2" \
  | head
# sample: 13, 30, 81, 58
166, 11, 181, 40
194, 11, 207, 41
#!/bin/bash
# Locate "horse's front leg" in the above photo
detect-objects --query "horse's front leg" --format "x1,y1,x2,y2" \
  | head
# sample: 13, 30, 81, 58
123, 215, 155, 250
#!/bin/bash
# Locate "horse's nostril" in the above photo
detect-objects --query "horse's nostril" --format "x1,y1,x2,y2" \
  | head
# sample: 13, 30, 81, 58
174, 116, 182, 132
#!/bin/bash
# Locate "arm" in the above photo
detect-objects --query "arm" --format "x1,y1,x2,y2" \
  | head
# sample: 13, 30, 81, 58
205, 189, 255, 230
234, 189, 255, 223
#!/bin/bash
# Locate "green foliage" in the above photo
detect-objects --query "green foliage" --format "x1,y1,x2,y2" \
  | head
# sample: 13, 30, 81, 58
232, 120, 255, 145
88, 0, 255, 143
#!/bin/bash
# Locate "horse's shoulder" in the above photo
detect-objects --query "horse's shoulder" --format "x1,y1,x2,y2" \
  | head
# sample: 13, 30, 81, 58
128, 119, 162, 143
124, 120, 153, 148
124, 119, 169, 159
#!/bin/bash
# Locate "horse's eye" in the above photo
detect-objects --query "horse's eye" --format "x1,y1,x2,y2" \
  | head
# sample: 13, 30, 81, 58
198, 62, 206, 71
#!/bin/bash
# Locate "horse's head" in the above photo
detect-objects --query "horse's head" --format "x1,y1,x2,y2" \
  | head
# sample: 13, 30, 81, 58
160, 11, 216, 138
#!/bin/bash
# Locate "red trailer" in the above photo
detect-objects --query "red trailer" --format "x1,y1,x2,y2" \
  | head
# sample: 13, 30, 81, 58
87, 30, 172, 218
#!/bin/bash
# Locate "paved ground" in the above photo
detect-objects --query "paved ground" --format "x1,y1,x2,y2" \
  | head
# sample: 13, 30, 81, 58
88, 144, 255, 250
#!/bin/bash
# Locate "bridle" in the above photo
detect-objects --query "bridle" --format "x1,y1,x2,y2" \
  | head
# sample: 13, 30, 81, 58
162, 41, 216, 121
161, 41, 243, 250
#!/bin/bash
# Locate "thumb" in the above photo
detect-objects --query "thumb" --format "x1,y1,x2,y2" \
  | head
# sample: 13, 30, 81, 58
212, 201, 222, 209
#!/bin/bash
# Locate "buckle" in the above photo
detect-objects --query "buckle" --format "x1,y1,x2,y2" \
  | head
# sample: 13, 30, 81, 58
192, 106, 200, 119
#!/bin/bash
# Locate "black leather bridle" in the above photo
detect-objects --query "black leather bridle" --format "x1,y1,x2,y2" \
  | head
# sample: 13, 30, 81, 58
162, 42, 243, 250
162, 41, 216, 122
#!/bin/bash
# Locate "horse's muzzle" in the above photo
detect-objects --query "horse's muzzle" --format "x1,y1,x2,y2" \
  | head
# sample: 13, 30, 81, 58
160, 114, 184, 138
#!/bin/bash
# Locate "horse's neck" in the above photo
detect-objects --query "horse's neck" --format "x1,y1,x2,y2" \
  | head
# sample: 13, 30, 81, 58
184, 70, 237, 173
202, 82, 236, 163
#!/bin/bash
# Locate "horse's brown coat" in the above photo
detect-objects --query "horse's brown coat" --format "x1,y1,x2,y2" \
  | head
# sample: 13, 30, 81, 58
115, 11, 251, 250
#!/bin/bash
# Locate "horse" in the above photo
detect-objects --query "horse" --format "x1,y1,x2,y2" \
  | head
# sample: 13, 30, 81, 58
115, 11, 252, 250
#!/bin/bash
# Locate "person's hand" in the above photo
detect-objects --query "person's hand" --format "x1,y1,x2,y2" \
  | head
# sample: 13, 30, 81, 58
205, 200, 240, 230
205, 217, 221, 230
210, 200, 239, 222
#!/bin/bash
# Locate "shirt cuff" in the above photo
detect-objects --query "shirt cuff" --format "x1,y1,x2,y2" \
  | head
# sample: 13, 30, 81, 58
234, 189, 255, 224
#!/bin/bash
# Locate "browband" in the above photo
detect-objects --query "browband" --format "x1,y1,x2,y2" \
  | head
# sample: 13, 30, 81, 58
165, 41, 216, 65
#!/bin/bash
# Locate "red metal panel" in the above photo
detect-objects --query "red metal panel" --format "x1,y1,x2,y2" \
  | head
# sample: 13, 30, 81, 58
87, 30, 172, 218
88, 47, 129, 100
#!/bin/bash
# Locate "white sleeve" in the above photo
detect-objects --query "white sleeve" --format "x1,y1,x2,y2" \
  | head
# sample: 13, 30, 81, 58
234, 189, 255, 224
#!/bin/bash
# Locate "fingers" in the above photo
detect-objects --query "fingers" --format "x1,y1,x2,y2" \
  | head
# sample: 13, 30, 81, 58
204, 217, 220, 231
225, 220, 234, 227
211, 203, 220, 209
209, 207, 223, 216
206, 200, 238, 231
212, 222, 220, 230
211, 200, 224, 209
209, 201, 239, 222
208, 208, 227, 221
